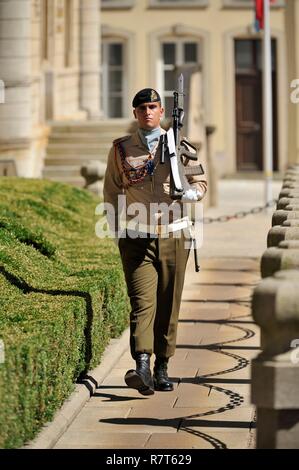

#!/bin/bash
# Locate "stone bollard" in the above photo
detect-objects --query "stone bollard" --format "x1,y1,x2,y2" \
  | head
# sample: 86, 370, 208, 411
283, 174, 299, 181
282, 181, 299, 190
267, 226, 299, 247
80, 161, 107, 196
252, 270, 299, 448
277, 204, 299, 211
279, 189, 299, 199
261, 241, 299, 277
272, 210, 299, 226
277, 197, 299, 210
282, 220, 299, 227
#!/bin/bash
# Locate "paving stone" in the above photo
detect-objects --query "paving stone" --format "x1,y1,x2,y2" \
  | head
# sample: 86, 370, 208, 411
179, 408, 255, 439
176, 380, 253, 408
85, 389, 178, 408
221, 348, 260, 360
196, 361, 250, 378
177, 429, 252, 449
218, 323, 258, 334
174, 383, 229, 408
179, 301, 231, 318
222, 334, 260, 348
105, 367, 130, 376
184, 349, 240, 362
178, 322, 217, 332
168, 349, 188, 361
182, 286, 251, 302
176, 327, 203, 345
146, 420, 255, 449
192, 270, 260, 286
145, 431, 212, 449
199, 258, 260, 272
101, 375, 127, 386
180, 405, 256, 418
54, 431, 151, 449
228, 303, 252, 318
167, 356, 194, 368
181, 301, 231, 311
128, 406, 199, 420
196, 365, 251, 381
114, 353, 135, 368
177, 409, 255, 448
59, 406, 180, 435
167, 366, 199, 378
177, 323, 220, 341
199, 331, 247, 346
210, 382, 251, 398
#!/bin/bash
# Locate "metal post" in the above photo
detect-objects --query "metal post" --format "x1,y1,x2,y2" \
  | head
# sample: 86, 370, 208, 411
263, 0, 273, 205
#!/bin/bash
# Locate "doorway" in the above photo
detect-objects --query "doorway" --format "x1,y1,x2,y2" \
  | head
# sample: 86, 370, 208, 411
235, 39, 278, 171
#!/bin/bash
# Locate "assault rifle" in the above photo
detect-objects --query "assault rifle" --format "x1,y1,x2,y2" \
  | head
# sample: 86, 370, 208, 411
160, 73, 204, 272
160, 73, 204, 199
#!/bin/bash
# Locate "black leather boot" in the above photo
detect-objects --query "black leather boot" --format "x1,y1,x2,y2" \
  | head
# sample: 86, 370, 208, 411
153, 357, 174, 392
124, 353, 154, 396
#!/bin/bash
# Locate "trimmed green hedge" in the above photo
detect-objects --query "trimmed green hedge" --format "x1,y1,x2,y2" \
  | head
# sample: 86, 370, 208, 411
0, 178, 129, 448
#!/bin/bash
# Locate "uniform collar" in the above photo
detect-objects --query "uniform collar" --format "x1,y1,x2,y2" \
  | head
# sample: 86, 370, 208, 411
132, 127, 165, 149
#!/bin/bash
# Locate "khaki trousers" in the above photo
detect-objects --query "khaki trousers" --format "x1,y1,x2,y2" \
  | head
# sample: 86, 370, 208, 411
119, 233, 190, 359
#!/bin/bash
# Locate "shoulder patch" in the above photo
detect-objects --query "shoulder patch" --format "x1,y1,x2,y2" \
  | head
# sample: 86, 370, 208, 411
113, 135, 131, 146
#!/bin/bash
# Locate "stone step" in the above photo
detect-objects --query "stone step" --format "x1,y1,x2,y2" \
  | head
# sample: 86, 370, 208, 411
43, 119, 133, 187
43, 165, 82, 177
47, 142, 111, 149
44, 156, 107, 166
43, 175, 86, 187
49, 133, 121, 143
47, 146, 111, 157
50, 119, 133, 134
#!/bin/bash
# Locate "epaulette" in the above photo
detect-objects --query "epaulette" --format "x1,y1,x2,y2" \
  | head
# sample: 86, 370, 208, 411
113, 135, 131, 146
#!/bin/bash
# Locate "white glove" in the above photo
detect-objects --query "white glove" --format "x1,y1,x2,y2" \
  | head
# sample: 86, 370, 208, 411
181, 188, 203, 202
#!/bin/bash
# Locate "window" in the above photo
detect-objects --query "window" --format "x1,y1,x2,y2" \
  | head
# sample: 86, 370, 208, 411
64, 0, 73, 67
222, 0, 285, 8
149, 0, 208, 8
101, 0, 135, 9
235, 39, 277, 74
41, 0, 49, 62
161, 39, 201, 117
101, 41, 126, 118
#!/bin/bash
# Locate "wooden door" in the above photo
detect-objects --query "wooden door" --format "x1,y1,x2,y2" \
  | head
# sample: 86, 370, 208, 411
235, 39, 278, 171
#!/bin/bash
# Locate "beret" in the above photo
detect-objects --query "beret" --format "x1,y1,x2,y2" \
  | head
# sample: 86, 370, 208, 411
132, 88, 161, 108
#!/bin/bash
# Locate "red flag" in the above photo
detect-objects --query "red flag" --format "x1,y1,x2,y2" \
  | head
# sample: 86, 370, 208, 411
255, 0, 276, 31
255, 0, 264, 30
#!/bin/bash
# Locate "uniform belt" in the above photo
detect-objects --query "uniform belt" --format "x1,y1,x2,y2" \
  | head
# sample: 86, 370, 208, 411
124, 218, 191, 236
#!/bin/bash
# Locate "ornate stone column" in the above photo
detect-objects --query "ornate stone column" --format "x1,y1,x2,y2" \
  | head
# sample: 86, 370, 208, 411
79, 0, 101, 118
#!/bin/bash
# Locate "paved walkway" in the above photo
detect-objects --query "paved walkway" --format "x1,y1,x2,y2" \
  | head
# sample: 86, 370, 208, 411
54, 179, 281, 449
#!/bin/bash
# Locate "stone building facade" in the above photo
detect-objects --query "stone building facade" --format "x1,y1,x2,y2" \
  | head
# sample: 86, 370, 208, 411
1, 0, 297, 181
0, 0, 101, 177
101, 0, 286, 176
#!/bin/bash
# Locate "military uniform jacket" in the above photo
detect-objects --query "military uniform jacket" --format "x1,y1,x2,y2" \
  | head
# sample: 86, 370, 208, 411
103, 129, 207, 228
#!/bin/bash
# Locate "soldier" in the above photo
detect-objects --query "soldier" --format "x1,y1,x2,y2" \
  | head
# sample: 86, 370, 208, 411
103, 88, 207, 395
